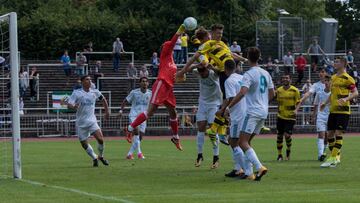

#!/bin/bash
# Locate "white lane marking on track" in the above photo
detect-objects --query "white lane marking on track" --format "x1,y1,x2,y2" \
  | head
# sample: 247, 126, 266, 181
1, 175, 134, 203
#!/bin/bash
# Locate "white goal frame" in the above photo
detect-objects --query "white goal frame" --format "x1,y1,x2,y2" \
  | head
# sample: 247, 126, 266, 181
0, 12, 21, 179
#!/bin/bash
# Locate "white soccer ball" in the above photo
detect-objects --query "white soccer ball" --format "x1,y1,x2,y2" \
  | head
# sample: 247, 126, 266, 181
183, 17, 197, 31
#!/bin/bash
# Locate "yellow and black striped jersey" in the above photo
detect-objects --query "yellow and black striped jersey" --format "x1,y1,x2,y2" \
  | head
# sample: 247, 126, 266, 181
276, 85, 300, 120
330, 72, 356, 115
197, 40, 232, 72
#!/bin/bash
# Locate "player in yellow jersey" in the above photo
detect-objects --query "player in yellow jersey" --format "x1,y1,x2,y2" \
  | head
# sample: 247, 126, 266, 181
320, 57, 358, 168
275, 74, 300, 161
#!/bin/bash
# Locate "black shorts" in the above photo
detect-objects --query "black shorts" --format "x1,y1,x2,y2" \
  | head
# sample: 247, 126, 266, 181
277, 117, 296, 135
311, 56, 319, 65
327, 113, 350, 131
219, 71, 229, 100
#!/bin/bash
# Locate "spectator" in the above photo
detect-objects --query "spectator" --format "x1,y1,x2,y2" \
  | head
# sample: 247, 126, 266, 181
151, 52, 160, 77
283, 51, 294, 74
265, 56, 275, 77
307, 39, 325, 72
127, 63, 137, 93
301, 79, 313, 125
230, 41, 241, 55
29, 66, 39, 101
75, 52, 87, 76
190, 35, 201, 51
73, 77, 82, 90
19, 66, 29, 99
93, 61, 104, 90
173, 36, 182, 64
294, 53, 307, 85
60, 50, 71, 83
19, 97, 24, 115
180, 33, 189, 63
112, 37, 125, 72
139, 65, 149, 78
83, 41, 93, 65
346, 50, 354, 69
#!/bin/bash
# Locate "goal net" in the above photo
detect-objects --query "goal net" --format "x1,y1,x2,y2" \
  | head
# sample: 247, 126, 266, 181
0, 12, 21, 179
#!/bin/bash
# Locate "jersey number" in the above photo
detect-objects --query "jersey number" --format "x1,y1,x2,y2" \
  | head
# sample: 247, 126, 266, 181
260, 76, 267, 93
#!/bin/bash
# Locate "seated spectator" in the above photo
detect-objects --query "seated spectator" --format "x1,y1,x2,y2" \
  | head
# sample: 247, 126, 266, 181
230, 41, 241, 55
294, 53, 307, 85
346, 50, 354, 69
75, 52, 87, 76
139, 65, 149, 78
265, 56, 275, 77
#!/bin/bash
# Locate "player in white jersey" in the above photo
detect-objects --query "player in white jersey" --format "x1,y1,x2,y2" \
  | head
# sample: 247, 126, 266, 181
227, 47, 275, 181
118, 77, 151, 160
190, 65, 223, 169
66, 75, 110, 167
313, 75, 331, 161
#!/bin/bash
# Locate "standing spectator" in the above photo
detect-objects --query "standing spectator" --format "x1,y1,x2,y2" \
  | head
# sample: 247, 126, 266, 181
139, 65, 149, 78
73, 77, 82, 90
93, 61, 104, 90
302, 79, 313, 125
127, 63, 137, 93
294, 53, 307, 85
29, 67, 39, 101
173, 36, 182, 64
60, 50, 71, 84
346, 50, 354, 69
307, 39, 325, 72
75, 52, 87, 76
112, 37, 125, 72
283, 51, 294, 74
181, 33, 189, 63
151, 52, 160, 77
265, 56, 275, 77
19, 67, 29, 99
83, 41, 93, 66
230, 41, 241, 55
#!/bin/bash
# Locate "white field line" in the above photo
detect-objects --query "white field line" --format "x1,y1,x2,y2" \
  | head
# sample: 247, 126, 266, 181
0, 175, 134, 203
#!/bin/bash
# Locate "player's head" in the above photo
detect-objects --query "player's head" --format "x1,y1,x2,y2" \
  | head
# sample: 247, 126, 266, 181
324, 74, 331, 89
247, 47, 261, 63
211, 24, 224, 41
139, 77, 149, 89
318, 67, 327, 79
81, 75, 92, 89
196, 65, 209, 78
281, 74, 291, 86
334, 56, 347, 70
224, 59, 236, 76
195, 27, 211, 43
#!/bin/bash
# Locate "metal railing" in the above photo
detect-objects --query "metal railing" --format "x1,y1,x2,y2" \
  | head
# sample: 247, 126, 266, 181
75, 51, 135, 64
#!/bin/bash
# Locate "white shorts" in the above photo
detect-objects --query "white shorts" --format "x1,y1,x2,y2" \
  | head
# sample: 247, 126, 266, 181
76, 122, 100, 141
241, 114, 265, 135
196, 103, 220, 124
316, 118, 328, 132
129, 116, 147, 133
230, 118, 245, 139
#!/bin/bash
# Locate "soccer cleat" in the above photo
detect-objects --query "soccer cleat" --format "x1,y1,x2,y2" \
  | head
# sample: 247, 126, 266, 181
93, 159, 99, 167
171, 137, 183, 151
336, 154, 341, 164
126, 154, 134, 160
319, 154, 326, 162
98, 157, 109, 166
124, 127, 133, 143
320, 157, 336, 168
137, 153, 145, 159
225, 169, 244, 178
277, 154, 283, 161
211, 156, 219, 169
238, 173, 255, 180
254, 166, 268, 181
195, 154, 204, 167
260, 126, 271, 133
286, 150, 291, 161
218, 135, 229, 146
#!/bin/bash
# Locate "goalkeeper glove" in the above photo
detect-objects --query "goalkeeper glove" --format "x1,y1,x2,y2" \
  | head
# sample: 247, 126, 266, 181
177, 24, 186, 34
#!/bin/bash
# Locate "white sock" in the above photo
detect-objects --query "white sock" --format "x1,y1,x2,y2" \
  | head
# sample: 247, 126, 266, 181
317, 138, 324, 158
127, 136, 137, 156
128, 125, 134, 132
197, 131, 205, 154
245, 147, 262, 171
173, 134, 179, 139
244, 156, 254, 176
213, 134, 220, 156
233, 146, 245, 171
135, 135, 142, 154
97, 143, 104, 157
232, 148, 241, 171
85, 144, 97, 160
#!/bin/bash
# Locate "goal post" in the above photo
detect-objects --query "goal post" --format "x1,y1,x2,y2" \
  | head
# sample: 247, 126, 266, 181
0, 12, 21, 179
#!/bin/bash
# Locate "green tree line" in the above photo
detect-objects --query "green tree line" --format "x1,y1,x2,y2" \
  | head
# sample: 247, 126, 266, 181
0, 0, 358, 60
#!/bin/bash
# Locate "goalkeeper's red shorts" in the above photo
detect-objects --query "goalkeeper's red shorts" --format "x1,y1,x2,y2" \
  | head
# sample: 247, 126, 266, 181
150, 79, 176, 108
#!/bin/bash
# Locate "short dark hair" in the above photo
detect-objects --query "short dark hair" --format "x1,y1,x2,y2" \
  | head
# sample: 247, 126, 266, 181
224, 59, 236, 72
247, 47, 261, 63
139, 77, 148, 83
80, 75, 91, 81
211, 24, 224, 31
324, 75, 331, 80
195, 27, 209, 41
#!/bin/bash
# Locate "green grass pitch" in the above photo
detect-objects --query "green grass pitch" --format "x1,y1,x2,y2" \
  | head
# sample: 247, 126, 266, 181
1, 136, 360, 203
